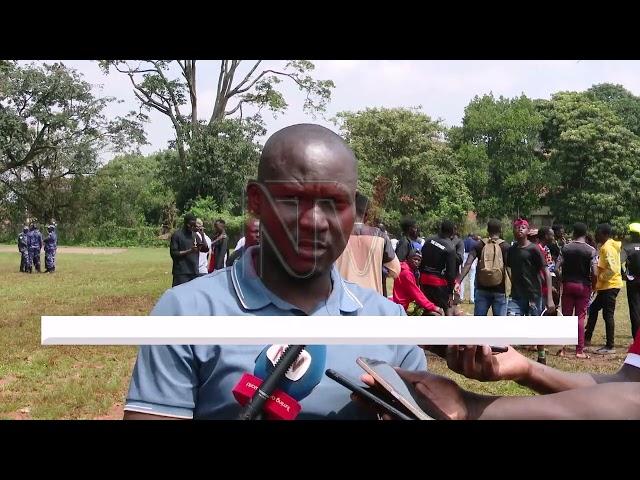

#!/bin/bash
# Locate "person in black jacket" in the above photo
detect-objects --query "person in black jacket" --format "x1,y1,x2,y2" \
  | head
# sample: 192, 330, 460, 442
395, 219, 421, 262
419, 220, 458, 315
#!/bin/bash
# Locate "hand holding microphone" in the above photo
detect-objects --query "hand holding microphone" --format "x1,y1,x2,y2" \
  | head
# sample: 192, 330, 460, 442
233, 344, 327, 420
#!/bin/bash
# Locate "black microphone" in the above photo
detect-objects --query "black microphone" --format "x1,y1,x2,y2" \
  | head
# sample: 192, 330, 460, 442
235, 345, 306, 420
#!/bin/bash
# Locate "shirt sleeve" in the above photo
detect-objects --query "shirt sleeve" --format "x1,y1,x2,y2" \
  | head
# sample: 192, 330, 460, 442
396, 344, 428, 372
124, 290, 200, 419
400, 269, 437, 311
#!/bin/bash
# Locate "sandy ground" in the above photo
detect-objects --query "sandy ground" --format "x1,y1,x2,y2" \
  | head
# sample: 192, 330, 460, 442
0, 246, 127, 254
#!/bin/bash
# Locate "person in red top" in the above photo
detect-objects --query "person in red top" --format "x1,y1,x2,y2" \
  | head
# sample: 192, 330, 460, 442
393, 249, 443, 316
360, 333, 640, 419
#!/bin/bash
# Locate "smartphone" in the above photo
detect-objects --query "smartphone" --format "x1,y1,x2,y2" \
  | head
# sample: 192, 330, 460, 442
356, 358, 434, 420
490, 345, 508, 353
324, 369, 416, 420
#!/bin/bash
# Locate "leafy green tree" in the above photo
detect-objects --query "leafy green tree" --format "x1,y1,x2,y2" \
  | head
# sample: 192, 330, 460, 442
452, 93, 546, 221
335, 106, 473, 229
538, 91, 640, 232
0, 61, 147, 223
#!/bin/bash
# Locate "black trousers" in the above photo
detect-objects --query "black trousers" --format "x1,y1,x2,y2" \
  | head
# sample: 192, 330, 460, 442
172, 273, 198, 288
585, 288, 620, 349
627, 280, 640, 341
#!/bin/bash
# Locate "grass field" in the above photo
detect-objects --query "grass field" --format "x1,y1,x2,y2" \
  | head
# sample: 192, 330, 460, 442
0, 245, 635, 419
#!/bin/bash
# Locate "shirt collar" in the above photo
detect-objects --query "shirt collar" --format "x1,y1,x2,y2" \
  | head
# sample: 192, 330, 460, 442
231, 246, 363, 314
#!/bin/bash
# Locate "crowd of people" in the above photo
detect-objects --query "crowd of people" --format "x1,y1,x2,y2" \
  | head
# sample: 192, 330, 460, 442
119, 122, 640, 420
16, 223, 57, 274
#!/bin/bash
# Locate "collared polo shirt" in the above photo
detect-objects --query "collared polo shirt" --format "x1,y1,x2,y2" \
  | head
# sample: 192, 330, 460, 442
124, 246, 427, 420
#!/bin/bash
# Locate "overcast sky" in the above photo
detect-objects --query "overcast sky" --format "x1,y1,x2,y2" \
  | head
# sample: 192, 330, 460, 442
37, 60, 640, 157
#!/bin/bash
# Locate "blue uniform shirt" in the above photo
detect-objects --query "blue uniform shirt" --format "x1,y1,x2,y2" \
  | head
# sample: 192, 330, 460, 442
124, 246, 427, 420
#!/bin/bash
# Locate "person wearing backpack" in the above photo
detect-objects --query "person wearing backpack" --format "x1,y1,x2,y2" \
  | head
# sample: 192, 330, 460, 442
455, 219, 510, 316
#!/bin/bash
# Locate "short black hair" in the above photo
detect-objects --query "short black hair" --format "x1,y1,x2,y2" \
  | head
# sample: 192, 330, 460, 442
184, 213, 196, 224
214, 218, 226, 225
354, 192, 369, 219
487, 219, 502, 235
400, 219, 416, 233
573, 222, 587, 238
552, 222, 564, 233
440, 219, 455, 236
596, 223, 612, 236
538, 225, 552, 241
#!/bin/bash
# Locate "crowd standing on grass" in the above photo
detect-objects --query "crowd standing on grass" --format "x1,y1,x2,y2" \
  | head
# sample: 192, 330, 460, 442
117, 123, 640, 421
17, 222, 57, 274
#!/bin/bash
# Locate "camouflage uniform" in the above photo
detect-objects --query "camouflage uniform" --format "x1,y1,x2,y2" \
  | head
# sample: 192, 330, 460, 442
44, 225, 57, 273
27, 224, 43, 273
18, 227, 30, 272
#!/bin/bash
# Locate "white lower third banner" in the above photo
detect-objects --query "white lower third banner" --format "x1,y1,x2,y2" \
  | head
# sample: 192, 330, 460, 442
40, 316, 578, 345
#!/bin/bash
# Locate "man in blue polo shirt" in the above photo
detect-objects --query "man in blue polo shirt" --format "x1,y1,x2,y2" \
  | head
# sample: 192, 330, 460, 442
123, 123, 427, 420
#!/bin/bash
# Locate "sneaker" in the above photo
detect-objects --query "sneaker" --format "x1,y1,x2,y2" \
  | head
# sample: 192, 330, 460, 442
594, 347, 616, 355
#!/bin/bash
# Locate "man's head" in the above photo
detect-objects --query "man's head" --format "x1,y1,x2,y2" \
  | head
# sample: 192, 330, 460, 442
378, 223, 385, 233
467, 232, 475, 238
513, 218, 530, 240
47, 224, 55, 232
247, 123, 358, 278
183, 214, 197, 232
22, 226, 28, 233
245, 216, 260, 248
572, 222, 587, 240
401, 219, 418, 238
195, 218, 204, 234
552, 223, 565, 239
439, 219, 455, 238
354, 192, 369, 223
629, 222, 640, 242
595, 223, 612, 244
538, 226, 554, 245
214, 219, 225, 235
407, 248, 422, 270
487, 219, 502, 237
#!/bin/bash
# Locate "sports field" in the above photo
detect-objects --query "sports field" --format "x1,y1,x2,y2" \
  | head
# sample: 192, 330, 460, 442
0, 246, 633, 419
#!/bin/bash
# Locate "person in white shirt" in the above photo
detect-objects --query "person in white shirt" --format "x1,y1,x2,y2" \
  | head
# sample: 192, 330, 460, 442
195, 218, 212, 276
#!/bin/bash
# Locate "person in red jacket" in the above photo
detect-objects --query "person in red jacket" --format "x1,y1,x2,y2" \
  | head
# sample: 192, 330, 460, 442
393, 249, 443, 316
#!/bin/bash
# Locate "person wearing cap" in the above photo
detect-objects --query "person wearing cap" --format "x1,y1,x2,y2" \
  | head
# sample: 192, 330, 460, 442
43, 224, 58, 273
622, 222, 640, 341
392, 248, 443, 316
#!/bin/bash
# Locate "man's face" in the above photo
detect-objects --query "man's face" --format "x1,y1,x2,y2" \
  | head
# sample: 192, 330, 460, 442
555, 227, 565, 239
544, 229, 554, 244
186, 220, 196, 232
408, 225, 418, 237
514, 223, 529, 240
248, 142, 357, 278
246, 219, 260, 247
214, 221, 224, 234
409, 255, 421, 270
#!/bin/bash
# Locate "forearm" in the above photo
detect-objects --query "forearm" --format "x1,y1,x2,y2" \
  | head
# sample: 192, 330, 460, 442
468, 382, 640, 420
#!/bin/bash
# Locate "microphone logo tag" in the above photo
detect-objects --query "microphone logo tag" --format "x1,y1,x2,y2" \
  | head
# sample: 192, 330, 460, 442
266, 345, 311, 381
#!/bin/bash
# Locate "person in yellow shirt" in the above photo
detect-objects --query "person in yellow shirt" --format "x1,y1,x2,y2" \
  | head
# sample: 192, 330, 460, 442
585, 223, 623, 354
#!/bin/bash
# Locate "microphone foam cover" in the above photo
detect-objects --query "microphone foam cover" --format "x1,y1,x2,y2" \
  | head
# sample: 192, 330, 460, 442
254, 345, 327, 402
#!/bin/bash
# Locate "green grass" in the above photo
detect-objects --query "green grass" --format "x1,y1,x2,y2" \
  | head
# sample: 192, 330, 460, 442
0, 245, 635, 419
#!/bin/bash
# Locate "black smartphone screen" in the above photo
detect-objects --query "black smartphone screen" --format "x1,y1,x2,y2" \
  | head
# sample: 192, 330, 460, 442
325, 369, 417, 420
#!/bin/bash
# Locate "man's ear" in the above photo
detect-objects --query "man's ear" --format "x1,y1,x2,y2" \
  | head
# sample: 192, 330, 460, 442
246, 181, 261, 216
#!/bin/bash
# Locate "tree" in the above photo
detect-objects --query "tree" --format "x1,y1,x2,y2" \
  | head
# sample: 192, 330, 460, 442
97, 60, 335, 166
0, 61, 147, 224
538, 91, 640, 232
588, 83, 640, 136
453, 93, 547, 220
335, 106, 473, 229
